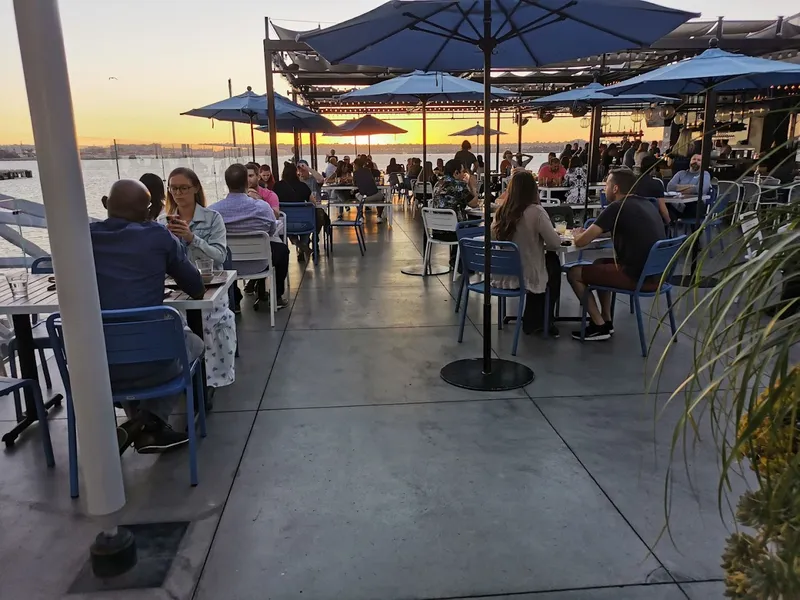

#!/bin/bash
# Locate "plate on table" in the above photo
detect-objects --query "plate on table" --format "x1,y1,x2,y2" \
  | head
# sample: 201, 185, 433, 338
165, 271, 227, 289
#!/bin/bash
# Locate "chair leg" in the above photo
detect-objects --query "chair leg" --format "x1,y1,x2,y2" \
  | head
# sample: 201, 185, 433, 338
269, 276, 276, 328
455, 274, 466, 313
196, 369, 207, 438
665, 290, 678, 341
38, 348, 52, 389
8, 350, 22, 422
457, 289, 470, 343
512, 294, 525, 356
29, 382, 54, 468
452, 245, 460, 283
498, 297, 505, 330
611, 292, 617, 321
313, 231, 319, 264
633, 296, 647, 357
185, 383, 198, 487
67, 395, 79, 498
629, 295, 634, 314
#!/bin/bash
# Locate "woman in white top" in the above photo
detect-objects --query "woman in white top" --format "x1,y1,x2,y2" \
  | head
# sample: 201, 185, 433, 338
159, 167, 236, 390
564, 155, 587, 204
491, 171, 563, 337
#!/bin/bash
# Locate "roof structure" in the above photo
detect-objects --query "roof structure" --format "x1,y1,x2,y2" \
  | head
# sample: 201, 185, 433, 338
266, 15, 800, 115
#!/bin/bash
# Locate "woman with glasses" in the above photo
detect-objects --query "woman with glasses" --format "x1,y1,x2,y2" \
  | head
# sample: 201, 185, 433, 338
158, 167, 236, 390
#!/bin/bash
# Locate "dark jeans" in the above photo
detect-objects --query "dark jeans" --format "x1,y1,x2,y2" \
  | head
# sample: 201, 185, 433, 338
522, 252, 562, 332
431, 230, 459, 266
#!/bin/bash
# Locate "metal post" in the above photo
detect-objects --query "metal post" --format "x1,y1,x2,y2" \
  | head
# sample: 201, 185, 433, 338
495, 110, 500, 172
583, 104, 603, 212
228, 78, 237, 147
291, 90, 301, 164
14, 0, 125, 516
481, 2, 493, 375
517, 108, 523, 160
249, 116, 256, 163
113, 138, 120, 179
263, 19, 279, 176
422, 102, 428, 211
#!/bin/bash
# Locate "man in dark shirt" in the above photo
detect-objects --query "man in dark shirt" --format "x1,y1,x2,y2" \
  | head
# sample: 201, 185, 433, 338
633, 155, 671, 226
566, 168, 666, 341
91, 179, 206, 452
454, 140, 477, 174
353, 157, 387, 223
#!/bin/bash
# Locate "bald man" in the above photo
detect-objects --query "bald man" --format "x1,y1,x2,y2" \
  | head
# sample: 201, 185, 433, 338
91, 179, 205, 453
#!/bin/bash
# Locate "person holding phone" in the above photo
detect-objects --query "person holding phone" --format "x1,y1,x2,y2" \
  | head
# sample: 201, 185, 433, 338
159, 167, 236, 390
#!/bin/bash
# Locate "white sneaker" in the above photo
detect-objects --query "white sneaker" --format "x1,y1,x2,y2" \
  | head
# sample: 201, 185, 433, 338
376, 217, 385, 224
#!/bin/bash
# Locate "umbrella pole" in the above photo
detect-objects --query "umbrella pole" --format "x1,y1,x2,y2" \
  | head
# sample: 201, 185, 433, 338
584, 105, 602, 214
368, 135, 371, 156
400, 99, 449, 278
495, 110, 500, 172
249, 117, 256, 163
440, 0, 534, 391
671, 88, 718, 288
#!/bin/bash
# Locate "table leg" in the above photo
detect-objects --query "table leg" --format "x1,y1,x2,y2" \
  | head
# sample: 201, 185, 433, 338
186, 309, 212, 412
2, 314, 62, 448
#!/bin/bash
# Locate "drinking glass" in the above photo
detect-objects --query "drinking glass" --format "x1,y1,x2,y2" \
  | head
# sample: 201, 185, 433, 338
553, 215, 567, 235
196, 259, 214, 276
5, 270, 29, 299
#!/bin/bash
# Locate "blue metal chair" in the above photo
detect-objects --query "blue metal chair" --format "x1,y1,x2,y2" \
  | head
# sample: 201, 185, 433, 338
578, 236, 686, 357
329, 195, 366, 256
9, 256, 54, 421
454, 222, 484, 313
0, 376, 54, 466
281, 202, 320, 263
560, 218, 612, 272
47, 307, 207, 498
457, 238, 528, 356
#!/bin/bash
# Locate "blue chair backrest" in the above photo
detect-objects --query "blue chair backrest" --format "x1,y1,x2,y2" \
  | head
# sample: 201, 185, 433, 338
637, 236, 687, 287
31, 256, 53, 274
46, 307, 189, 383
583, 218, 597, 228
708, 183, 732, 216
456, 223, 484, 242
281, 202, 316, 234
459, 238, 523, 279
224, 247, 236, 307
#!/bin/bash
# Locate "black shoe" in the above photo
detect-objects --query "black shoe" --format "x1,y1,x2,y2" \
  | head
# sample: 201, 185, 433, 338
134, 422, 188, 454
116, 418, 144, 454
571, 322, 611, 341
276, 297, 289, 310
605, 320, 614, 335
244, 280, 256, 295
297, 250, 306, 263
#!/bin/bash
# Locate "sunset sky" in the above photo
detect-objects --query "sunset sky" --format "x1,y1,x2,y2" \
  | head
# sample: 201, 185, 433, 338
0, 0, 795, 148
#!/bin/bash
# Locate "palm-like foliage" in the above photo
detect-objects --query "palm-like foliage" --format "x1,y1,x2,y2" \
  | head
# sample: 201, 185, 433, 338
649, 148, 800, 598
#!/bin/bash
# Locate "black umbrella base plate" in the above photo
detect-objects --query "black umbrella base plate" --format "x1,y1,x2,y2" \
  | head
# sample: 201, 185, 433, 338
670, 275, 719, 289
440, 358, 534, 391
401, 262, 451, 277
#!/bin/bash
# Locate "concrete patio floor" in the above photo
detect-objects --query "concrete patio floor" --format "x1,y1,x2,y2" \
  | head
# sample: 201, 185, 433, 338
0, 204, 742, 600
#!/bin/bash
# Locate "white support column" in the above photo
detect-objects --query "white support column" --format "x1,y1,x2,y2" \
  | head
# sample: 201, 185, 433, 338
14, 0, 125, 515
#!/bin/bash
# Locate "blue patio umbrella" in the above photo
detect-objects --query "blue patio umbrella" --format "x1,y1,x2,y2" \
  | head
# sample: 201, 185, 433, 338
529, 82, 677, 210
339, 71, 515, 275
300, 0, 697, 390
603, 43, 800, 286
182, 87, 337, 161
449, 123, 507, 155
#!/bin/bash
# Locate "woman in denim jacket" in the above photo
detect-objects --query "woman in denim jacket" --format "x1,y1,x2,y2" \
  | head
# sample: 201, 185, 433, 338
159, 167, 236, 389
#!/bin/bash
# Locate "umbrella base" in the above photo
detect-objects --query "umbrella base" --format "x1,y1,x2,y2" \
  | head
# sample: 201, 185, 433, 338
440, 358, 534, 391
400, 262, 451, 277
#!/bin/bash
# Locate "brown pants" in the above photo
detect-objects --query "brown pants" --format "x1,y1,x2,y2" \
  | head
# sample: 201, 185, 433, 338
582, 258, 659, 292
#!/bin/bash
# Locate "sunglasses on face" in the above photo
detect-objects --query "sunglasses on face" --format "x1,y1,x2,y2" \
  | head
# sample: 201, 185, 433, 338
169, 185, 194, 194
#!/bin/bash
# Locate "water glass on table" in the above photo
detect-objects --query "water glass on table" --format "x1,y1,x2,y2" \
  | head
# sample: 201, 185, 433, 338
5, 270, 29, 299
196, 259, 214, 284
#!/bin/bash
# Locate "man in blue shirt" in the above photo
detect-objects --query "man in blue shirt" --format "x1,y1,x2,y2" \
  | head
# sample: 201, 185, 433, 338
91, 179, 205, 453
666, 153, 711, 221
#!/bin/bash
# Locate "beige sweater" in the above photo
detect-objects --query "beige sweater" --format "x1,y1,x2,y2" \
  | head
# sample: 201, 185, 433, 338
491, 204, 562, 294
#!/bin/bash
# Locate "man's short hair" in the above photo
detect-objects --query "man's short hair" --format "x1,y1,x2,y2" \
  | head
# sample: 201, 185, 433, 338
245, 162, 259, 174
353, 157, 365, 169
225, 163, 248, 191
640, 154, 658, 173
461, 140, 471, 151
608, 167, 636, 195
444, 159, 463, 177
297, 159, 309, 167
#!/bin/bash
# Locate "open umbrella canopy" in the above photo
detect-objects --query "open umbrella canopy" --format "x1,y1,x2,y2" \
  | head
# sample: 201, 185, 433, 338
299, 0, 697, 71
323, 115, 407, 136
450, 124, 505, 137
182, 87, 338, 132
602, 47, 800, 95
338, 70, 515, 102
528, 82, 677, 108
